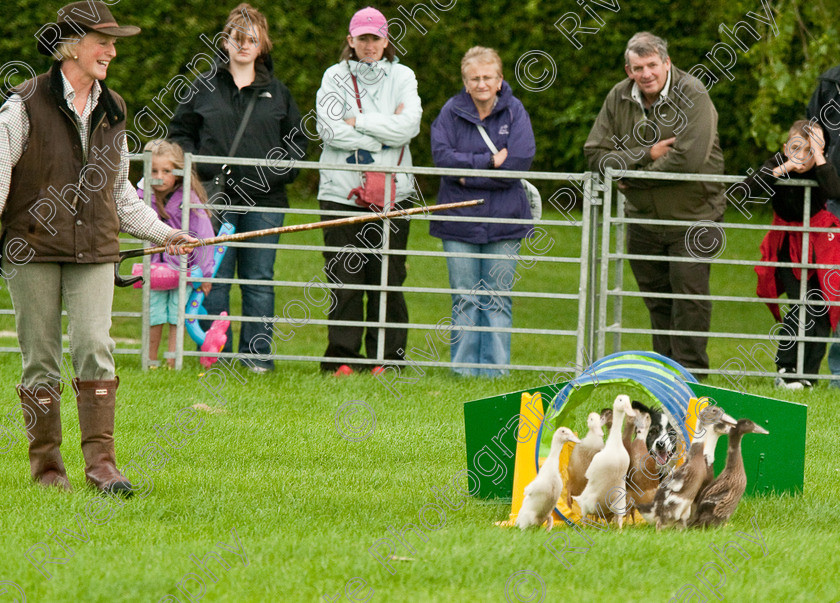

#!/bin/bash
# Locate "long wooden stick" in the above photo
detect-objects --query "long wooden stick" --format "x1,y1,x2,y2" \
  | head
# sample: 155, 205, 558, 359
119, 199, 483, 261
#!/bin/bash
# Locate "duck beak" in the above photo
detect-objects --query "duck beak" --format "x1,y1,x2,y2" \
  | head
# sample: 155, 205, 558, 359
570, 434, 582, 444
722, 413, 737, 426
753, 424, 770, 435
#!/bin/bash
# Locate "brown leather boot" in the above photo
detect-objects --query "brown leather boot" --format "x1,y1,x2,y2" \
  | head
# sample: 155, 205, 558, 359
17, 384, 72, 491
74, 377, 133, 496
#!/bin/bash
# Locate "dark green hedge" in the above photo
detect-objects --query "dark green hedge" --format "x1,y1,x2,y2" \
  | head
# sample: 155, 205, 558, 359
2, 0, 837, 189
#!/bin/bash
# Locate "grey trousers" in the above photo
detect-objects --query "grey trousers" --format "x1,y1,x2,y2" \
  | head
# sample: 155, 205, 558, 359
3, 258, 116, 387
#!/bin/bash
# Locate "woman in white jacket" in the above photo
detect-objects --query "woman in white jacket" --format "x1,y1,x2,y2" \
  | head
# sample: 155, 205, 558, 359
315, 7, 422, 376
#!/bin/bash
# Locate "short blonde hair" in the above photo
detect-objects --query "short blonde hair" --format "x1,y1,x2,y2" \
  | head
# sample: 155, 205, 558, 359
54, 34, 83, 62
461, 46, 503, 82
224, 3, 272, 56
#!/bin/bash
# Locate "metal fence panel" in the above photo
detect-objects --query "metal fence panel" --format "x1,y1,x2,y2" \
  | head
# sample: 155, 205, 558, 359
597, 167, 840, 385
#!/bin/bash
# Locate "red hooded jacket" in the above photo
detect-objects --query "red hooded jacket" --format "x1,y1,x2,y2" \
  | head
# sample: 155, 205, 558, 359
756, 209, 840, 329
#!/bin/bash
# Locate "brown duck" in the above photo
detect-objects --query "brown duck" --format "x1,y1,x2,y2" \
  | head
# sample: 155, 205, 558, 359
690, 419, 769, 528
622, 408, 636, 455
626, 412, 658, 515
637, 406, 736, 531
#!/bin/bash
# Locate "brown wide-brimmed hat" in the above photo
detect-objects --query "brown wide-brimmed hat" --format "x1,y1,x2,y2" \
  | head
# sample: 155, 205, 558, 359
37, 1, 141, 56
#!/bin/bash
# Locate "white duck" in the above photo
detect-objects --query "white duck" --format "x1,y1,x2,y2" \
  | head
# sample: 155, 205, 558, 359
566, 412, 605, 506
516, 427, 581, 530
573, 395, 637, 529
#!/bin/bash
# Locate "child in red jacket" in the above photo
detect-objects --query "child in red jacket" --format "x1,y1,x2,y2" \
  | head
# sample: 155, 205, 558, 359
750, 120, 840, 389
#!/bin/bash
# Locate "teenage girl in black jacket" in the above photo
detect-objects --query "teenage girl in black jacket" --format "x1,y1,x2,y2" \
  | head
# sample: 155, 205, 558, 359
169, 3, 308, 373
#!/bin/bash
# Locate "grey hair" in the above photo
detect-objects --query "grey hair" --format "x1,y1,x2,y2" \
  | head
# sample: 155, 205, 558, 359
624, 32, 668, 64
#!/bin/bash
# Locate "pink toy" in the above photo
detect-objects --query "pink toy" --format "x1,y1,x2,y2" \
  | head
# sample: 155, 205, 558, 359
131, 263, 180, 290
200, 312, 230, 368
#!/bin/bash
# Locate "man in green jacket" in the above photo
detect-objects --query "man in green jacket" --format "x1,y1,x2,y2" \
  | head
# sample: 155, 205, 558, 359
584, 32, 726, 376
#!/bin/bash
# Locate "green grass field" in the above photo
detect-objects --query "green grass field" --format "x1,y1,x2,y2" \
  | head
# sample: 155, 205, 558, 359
0, 200, 837, 601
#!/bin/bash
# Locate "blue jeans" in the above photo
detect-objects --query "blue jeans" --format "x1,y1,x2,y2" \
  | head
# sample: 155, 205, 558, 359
443, 239, 520, 377
829, 323, 840, 388
202, 207, 284, 370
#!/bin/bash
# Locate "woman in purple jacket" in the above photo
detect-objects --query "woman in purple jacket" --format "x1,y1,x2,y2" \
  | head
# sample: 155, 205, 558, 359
430, 47, 536, 377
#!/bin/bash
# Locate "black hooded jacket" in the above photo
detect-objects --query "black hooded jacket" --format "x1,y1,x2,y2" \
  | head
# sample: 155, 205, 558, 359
808, 65, 840, 181
169, 54, 307, 207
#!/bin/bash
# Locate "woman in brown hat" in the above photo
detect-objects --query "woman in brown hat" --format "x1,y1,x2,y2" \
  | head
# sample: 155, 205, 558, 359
0, 2, 195, 495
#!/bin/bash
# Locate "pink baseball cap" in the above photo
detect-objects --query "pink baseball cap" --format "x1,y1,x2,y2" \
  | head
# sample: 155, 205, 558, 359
349, 7, 388, 38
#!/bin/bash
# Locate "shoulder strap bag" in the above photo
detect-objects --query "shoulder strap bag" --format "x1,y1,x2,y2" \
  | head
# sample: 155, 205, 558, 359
204, 90, 258, 199
346, 73, 405, 210
475, 123, 541, 221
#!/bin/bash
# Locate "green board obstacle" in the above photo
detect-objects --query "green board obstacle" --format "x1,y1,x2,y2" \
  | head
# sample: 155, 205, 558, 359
463, 352, 806, 501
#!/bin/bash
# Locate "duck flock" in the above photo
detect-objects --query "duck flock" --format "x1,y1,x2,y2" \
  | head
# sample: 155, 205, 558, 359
515, 394, 768, 531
